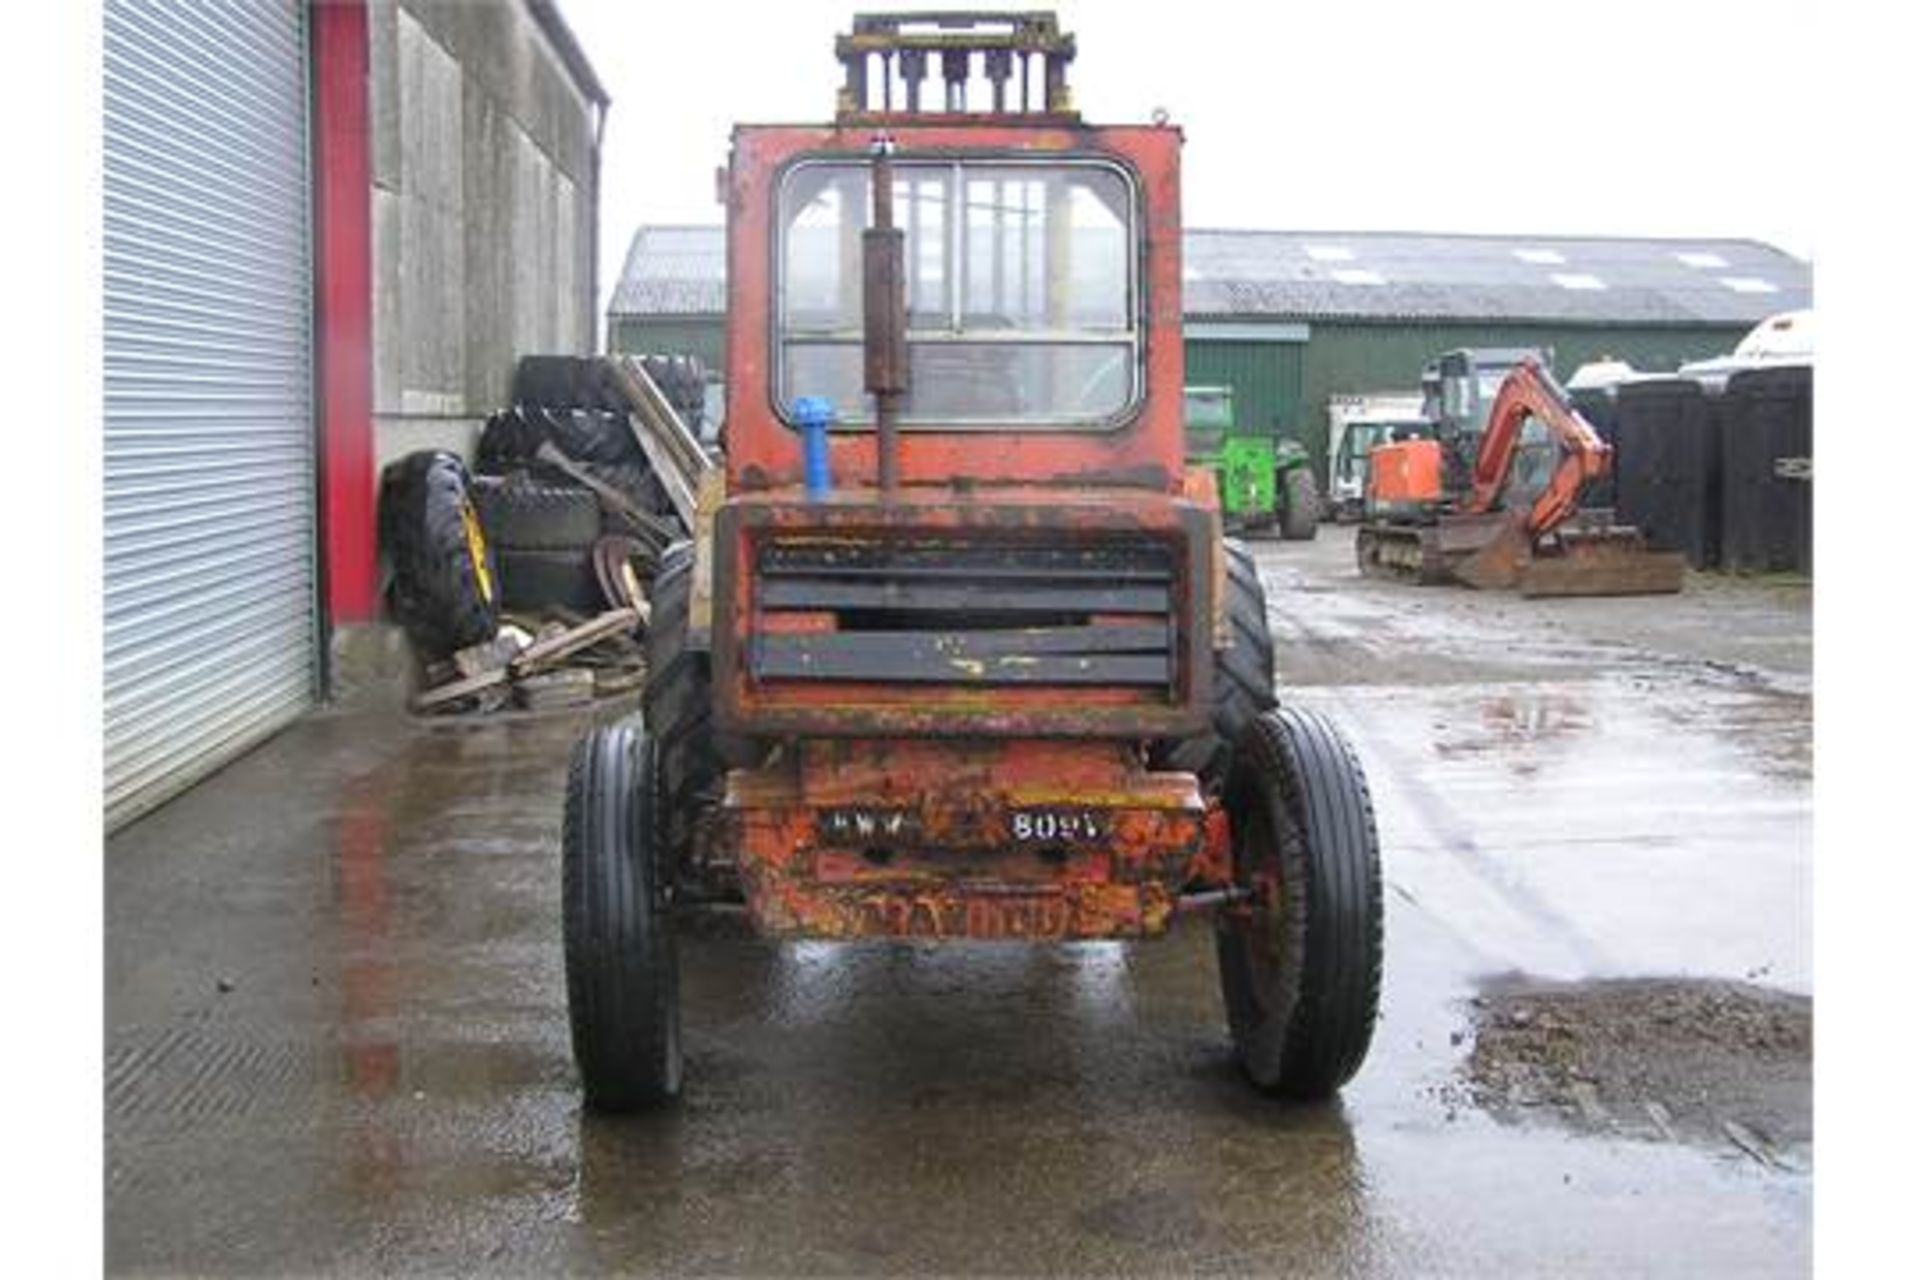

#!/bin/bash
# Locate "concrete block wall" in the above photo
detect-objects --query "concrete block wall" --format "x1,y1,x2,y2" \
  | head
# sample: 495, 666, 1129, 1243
366, 0, 599, 474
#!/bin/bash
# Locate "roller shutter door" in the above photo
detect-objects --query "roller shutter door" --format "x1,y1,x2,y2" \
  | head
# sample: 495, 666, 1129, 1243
104, 0, 318, 829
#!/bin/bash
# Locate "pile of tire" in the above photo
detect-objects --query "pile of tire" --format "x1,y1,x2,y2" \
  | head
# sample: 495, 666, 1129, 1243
474, 403, 675, 527
509, 352, 708, 437
630, 352, 709, 432
474, 354, 697, 614
472, 472, 615, 614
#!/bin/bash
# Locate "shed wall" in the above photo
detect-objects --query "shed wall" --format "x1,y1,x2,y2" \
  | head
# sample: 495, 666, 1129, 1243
366, 0, 600, 473
1183, 338, 1308, 453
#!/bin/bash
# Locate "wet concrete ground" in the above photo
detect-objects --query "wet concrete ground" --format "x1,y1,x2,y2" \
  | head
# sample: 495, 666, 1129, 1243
105, 527, 1811, 1275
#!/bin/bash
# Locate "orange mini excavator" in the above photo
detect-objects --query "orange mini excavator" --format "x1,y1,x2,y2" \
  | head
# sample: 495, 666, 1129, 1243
1355, 352, 1684, 596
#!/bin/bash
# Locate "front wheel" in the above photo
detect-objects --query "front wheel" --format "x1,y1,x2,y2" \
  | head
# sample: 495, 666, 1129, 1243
563, 722, 682, 1111
1216, 706, 1383, 1098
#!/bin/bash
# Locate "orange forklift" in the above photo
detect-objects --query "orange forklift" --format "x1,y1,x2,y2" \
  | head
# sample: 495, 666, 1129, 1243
1356, 350, 1685, 596
561, 12, 1383, 1110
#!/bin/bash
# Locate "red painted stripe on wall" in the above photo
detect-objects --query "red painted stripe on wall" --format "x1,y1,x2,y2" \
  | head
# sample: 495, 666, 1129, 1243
310, 0, 377, 624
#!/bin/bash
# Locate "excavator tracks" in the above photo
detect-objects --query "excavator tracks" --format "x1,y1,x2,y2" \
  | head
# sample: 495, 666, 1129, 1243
1355, 525, 1452, 585
1357, 515, 1685, 596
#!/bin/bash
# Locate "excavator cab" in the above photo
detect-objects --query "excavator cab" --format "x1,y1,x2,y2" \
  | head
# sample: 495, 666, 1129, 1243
1421, 348, 1549, 494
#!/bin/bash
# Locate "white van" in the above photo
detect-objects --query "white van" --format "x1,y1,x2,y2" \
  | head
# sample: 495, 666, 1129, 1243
1678, 309, 1813, 391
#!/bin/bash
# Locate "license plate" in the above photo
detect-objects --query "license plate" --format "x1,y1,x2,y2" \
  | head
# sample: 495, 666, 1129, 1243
1009, 808, 1108, 844
818, 807, 922, 844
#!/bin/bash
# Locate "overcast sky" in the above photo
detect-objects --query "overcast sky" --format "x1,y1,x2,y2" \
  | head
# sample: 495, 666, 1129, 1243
559, 0, 1815, 320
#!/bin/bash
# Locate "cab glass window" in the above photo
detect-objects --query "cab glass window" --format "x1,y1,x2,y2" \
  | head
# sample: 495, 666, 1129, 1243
777, 160, 1137, 426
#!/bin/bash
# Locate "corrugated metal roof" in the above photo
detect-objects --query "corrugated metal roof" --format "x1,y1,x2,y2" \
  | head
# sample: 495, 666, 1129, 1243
611, 225, 728, 317
610, 225, 1810, 325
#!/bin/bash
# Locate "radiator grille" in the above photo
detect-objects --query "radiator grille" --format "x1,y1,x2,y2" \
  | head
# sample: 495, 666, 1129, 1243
751, 540, 1177, 690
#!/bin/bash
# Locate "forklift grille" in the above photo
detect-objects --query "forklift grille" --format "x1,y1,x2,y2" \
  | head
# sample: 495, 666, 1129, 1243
750, 539, 1178, 691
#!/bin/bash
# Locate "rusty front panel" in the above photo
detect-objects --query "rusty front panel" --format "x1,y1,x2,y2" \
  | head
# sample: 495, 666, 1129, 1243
723, 739, 1211, 940
724, 123, 1184, 494
712, 487, 1213, 740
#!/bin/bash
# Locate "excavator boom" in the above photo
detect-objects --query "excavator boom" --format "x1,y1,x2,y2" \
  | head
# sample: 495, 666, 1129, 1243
1465, 357, 1609, 533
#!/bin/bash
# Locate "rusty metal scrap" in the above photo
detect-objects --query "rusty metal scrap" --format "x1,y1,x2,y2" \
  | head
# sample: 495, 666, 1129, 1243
605, 355, 713, 530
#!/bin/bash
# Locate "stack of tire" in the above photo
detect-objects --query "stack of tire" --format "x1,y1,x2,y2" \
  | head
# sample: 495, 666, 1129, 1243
1718, 366, 1812, 576
473, 354, 700, 615
472, 472, 614, 615
630, 352, 709, 436
1568, 386, 1620, 512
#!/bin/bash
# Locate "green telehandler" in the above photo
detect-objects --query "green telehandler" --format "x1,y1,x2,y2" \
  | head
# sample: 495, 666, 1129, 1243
1183, 385, 1319, 540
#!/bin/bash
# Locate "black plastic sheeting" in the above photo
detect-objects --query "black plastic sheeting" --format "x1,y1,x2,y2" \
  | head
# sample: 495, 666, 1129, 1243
1614, 379, 1724, 570
1570, 387, 1619, 511
1719, 366, 1813, 575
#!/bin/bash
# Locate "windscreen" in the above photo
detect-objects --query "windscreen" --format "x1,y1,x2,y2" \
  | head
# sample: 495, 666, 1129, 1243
777, 160, 1138, 427
1342, 424, 1387, 461
1184, 389, 1233, 431
1183, 387, 1232, 454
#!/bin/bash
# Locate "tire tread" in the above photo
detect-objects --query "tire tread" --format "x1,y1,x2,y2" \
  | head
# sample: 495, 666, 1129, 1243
562, 723, 681, 1110
1218, 705, 1382, 1098
377, 450, 499, 659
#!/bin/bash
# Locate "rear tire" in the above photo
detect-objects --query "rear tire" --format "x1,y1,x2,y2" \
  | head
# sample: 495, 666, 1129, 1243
1155, 539, 1276, 791
1280, 469, 1320, 541
1216, 706, 1383, 1099
563, 722, 682, 1111
643, 543, 746, 876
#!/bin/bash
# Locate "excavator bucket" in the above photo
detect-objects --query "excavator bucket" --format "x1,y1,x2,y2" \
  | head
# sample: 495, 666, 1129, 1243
1441, 510, 1685, 597
1447, 513, 1534, 591
1517, 529, 1686, 598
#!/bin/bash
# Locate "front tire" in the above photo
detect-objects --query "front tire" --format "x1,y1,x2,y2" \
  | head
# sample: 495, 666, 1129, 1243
1217, 707, 1382, 1098
563, 722, 681, 1111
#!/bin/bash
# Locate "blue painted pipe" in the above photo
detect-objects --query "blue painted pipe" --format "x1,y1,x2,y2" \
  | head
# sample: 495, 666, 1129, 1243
793, 396, 835, 499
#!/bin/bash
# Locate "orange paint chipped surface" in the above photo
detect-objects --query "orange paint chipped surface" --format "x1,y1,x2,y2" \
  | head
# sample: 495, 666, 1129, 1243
721, 740, 1213, 940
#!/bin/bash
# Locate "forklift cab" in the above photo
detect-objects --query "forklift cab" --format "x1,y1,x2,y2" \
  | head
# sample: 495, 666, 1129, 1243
1183, 385, 1234, 458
